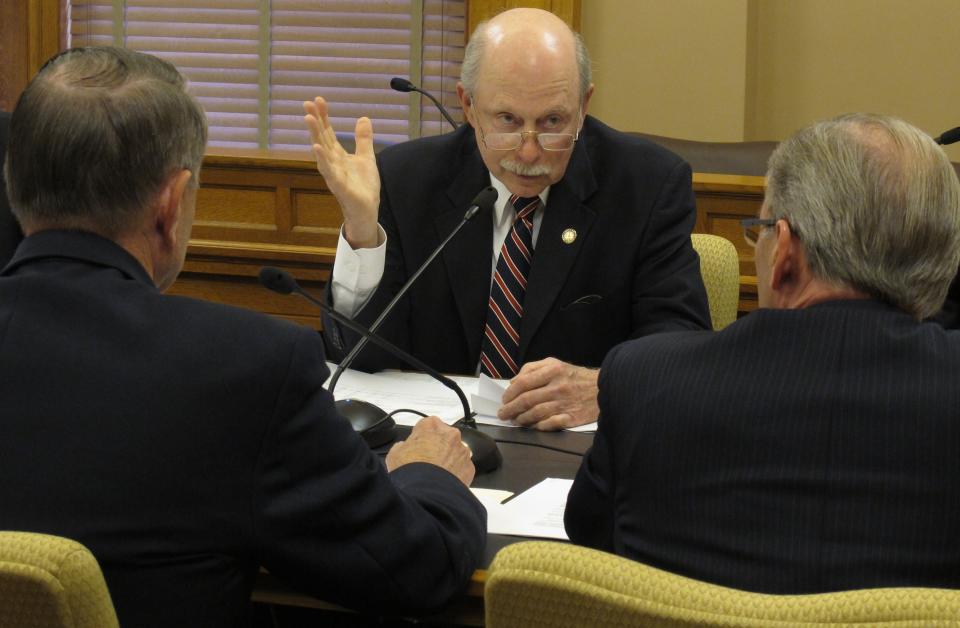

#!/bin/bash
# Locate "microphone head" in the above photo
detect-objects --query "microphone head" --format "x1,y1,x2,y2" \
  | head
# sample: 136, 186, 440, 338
259, 266, 298, 295
390, 77, 416, 93
936, 126, 960, 146
473, 186, 499, 211
464, 186, 498, 221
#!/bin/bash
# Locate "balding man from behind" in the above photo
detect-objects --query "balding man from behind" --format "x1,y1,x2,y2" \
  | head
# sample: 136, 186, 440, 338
304, 8, 711, 431
0, 46, 485, 628
566, 113, 960, 594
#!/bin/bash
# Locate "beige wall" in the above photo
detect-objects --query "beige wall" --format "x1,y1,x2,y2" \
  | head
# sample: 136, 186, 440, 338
581, 0, 960, 161
581, 0, 750, 142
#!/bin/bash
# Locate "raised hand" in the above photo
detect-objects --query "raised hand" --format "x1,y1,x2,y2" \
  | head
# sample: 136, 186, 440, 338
303, 96, 382, 248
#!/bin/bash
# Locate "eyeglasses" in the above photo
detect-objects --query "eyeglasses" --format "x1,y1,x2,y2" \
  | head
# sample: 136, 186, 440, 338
471, 100, 582, 151
740, 217, 778, 247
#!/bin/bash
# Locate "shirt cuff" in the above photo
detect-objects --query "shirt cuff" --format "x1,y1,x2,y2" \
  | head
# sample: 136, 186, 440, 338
330, 225, 387, 318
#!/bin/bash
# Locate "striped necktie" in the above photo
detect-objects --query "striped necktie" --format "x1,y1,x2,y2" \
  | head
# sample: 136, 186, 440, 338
480, 195, 540, 379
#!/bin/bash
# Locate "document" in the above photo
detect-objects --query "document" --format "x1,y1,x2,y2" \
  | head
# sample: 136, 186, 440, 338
325, 364, 596, 431
484, 478, 574, 540
470, 487, 514, 511
325, 363, 476, 425
471, 374, 597, 432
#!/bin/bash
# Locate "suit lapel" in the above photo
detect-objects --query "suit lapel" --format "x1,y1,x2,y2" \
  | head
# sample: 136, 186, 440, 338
518, 140, 598, 361
437, 148, 493, 365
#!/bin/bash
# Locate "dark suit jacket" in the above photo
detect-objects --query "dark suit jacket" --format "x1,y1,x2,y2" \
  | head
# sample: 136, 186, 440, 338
566, 299, 960, 594
0, 231, 486, 628
323, 116, 711, 374
936, 273, 960, 328
0, 110, 23, 268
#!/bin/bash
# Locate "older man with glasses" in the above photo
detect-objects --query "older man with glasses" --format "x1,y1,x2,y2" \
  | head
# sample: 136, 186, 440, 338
566, 113, 960, 593
303, 8, 711, 430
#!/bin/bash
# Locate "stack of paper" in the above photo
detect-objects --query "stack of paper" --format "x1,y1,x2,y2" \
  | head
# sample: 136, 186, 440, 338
475, 478, 574, 540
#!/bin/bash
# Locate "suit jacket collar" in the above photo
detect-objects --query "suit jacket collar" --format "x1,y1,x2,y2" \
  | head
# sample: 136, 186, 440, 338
435, 127, 494, 364
2, 229, 156, 287
433, 118, 602, 365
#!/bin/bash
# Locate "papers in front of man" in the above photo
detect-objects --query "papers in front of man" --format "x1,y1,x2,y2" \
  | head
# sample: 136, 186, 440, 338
481, 478, 574, 540
325, 363, 596, 432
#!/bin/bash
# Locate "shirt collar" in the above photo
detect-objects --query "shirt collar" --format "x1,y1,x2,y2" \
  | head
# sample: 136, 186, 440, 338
488, 174, 550, 229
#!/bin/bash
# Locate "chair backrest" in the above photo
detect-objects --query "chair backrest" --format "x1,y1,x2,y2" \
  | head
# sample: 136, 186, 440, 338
0, 531, 118, 628
485, 541, 960, 628
691, 233, 740, 330
630, 132, 778, 177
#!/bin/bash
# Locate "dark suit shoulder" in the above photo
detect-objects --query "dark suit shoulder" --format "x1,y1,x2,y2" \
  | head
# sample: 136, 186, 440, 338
153, 290, 319, 361
605, 300, 960, 379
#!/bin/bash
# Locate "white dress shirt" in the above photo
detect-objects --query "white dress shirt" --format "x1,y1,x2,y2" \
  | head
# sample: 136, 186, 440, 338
331, 175, 548, 318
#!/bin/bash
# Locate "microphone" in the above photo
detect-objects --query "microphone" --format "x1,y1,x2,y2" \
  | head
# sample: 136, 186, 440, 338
259, 267, 503, 473
327, 186, 498, 394
391, 77, 459, 131
935, 126, 960, 146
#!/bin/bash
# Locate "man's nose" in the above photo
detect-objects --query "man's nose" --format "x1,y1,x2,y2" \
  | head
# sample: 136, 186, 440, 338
515, 132, 542, 162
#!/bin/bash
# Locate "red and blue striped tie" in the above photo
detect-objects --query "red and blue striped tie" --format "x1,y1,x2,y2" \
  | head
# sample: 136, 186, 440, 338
480, 195, 539, 378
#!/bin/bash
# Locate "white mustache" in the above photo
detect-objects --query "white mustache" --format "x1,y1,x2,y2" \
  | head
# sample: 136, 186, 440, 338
499, 159, 551, 177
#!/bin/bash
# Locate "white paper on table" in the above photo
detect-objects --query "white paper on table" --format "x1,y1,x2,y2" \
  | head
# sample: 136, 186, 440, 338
324, 363, 478, 425
485, 478, 573, 540
470, 487, 514, 512
471, 374, 510, 423
471, 374, 598, 432
325, 364, 597, 431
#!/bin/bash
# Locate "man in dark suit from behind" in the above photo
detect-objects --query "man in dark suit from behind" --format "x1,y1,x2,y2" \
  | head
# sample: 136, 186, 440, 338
0, 110, 24, 267
0, 47, 485, 628
566, 113, 960, 594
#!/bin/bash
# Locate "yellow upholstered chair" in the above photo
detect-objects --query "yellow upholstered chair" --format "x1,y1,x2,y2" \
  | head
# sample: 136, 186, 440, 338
691, 233, 740, 330
485, 541, 960, 628
0, 531, 118, 628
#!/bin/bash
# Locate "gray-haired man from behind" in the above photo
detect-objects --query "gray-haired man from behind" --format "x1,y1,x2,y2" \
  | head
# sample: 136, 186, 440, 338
566, 113, 960, 594
0, 46, 485, 628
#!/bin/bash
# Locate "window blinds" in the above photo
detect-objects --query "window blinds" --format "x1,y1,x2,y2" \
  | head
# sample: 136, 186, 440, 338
68, 0, 466, 151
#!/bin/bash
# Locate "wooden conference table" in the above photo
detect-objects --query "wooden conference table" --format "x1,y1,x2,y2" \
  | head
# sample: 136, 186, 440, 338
252, 422, 595, 626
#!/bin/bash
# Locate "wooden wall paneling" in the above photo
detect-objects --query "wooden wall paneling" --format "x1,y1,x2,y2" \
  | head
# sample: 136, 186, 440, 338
0, 0, 62, 111
171, 156, 766, 325
0, 2, 30, 112
166, 152, 338, 329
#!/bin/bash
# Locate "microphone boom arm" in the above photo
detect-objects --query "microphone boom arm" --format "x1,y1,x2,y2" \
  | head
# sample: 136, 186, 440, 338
259, 267, 476, 426
327, 189, 496, 394
414, 86, 459, 130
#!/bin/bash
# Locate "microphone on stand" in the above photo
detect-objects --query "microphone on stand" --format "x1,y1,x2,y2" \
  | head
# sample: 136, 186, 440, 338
327, 186, 498, 395
934, 126, 960, 146
259, 267, 503, 473
391, 77, 460, 131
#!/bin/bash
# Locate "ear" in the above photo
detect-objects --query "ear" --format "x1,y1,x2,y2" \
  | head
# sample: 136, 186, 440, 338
457, 82, 473, 126
154, 169, 193, 251
769, 219, 799, 294
581, 84, 595, 118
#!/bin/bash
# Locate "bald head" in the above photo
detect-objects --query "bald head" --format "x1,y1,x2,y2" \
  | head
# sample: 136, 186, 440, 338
461, 8, 592, 101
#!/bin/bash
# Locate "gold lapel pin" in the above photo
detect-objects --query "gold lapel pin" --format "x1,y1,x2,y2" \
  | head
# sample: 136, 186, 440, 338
561, 228, 577, 244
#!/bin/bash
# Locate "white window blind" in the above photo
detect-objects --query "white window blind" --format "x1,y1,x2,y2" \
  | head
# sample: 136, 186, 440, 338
67, 0, 466, 151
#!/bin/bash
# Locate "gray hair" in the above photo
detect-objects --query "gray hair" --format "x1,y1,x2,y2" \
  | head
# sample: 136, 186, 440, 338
461, 19, 592, 102
5, 46, 207, 237
765, 113, 960, 319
